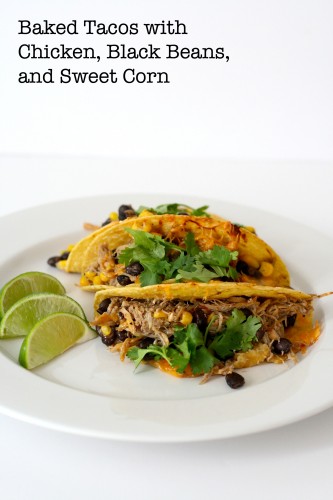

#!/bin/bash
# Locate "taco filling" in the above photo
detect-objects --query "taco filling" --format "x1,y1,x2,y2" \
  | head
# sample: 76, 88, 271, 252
92, 284, 319, 384
80, 215, 290, 289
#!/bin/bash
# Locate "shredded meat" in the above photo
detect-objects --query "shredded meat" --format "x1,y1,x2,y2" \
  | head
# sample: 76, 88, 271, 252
95, 296, 313, 349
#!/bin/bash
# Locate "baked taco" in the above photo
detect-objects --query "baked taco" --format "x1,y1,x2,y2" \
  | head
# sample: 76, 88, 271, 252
91, 282, 321, 385
47, 203, 216, 273
79, 214, 290, 289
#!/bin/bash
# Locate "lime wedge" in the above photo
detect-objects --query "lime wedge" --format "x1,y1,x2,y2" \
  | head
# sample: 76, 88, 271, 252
0, 293, 86, 338
0, 272, 65, 319
19, 312, 96, 369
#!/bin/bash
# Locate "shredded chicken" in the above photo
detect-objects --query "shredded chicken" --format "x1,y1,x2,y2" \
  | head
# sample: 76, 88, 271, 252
95, 296, 312, 349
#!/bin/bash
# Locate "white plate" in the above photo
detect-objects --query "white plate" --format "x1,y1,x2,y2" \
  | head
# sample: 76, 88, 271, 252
0, 194, 332, 443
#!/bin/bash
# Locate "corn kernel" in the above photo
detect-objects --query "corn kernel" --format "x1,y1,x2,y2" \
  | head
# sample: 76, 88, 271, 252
133, 219, 152, 232
67, 244, 75, 251
56, 260, 67, 270
139, 209, 154, 217
259, 262, 274, 277
153, 310, 168, 319
180, 311, 193, 326
93, 276, 102, 285
109, 212, 118, 221
141, 221, 152, 232
245, 226, 256, 234
79, 276, 90, 286
104, 262, 113, 271
85, 271, 96, 279
101, 325, 112, 336
100, 273, 109, 283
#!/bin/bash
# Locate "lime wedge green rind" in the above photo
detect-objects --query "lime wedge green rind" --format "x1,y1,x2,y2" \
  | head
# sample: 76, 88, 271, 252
19, 312, 97, 369
0, 272, 66, 319
0, 293, 86, 338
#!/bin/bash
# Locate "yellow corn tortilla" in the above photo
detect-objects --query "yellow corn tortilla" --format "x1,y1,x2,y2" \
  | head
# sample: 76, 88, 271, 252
79, 214, 289, 287
92, 282, 310, 310
65, 221, 119, 273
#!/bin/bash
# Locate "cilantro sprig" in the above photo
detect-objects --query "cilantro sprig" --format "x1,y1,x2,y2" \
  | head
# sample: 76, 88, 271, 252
209, 310, 261, 359
127, 309, 262, 375
136, 203, 210, 217
118, 230, 238, 287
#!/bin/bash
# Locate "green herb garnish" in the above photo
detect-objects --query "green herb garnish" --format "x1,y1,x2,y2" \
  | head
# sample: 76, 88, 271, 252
136, 203, 210, 217
209, 310, 261, 359
126, 309, 261, 375
118, 229, 238, 286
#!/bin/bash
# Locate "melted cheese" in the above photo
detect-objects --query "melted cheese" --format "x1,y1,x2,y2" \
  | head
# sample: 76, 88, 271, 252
284, 313, 320, 353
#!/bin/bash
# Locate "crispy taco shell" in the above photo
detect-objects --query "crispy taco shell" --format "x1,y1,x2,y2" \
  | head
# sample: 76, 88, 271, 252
92, 282, 311, 305
65, 221, 119, 273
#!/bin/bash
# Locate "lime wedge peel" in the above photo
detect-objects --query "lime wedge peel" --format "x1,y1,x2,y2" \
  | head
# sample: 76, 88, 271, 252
19, 312, 96, 369
0, 272, 65, 319
0, 293, 86, 339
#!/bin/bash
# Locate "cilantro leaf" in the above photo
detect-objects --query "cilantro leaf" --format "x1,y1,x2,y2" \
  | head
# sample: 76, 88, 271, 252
126, 345, 166, 369
165, 252, 188, 279
177, 245, 238, 283
209, 309, 261, 360
136, 203, 210, 217
167, 347, 190, 373
176, 263, 220, 283
118, 228, 239, 287
185, 232, 200, 257
190, 346, 215, 375
190, 205, 210, 217
118, 228, 182, 286
197, 245, 238, 268
174, 323, 204, 349
173, 323, 216, 375
126, 343, 190, 374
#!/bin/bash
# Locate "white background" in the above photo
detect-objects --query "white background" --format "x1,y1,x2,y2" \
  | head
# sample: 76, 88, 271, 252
1, 1, 333, 499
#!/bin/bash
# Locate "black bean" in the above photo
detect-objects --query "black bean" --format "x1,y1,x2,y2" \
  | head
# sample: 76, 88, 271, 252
47, 256, 61, 267
137, 337, 154, 349
242, 308, 252, 318
117, 275, 132, 286
118, 204, 136, 221
271, 338, 292, 355
236, 260, 257, 276
101, 217, 111, 227
116, 330, 129, 342
226, 372, 245, 389
256, 327, 265, 342
177, 211, 189, 215
125, 262, 144, 276
59, 251, 70, 261
96, 298, 112, 315
236, 260, 249, 274
192, 308, 208, 332
285, 314, 297, 328
101, 333, 116, 346
96, 325, 116, 345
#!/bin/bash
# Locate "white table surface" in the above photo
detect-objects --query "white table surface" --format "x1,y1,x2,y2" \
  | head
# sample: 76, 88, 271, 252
0, 157, 333, 499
